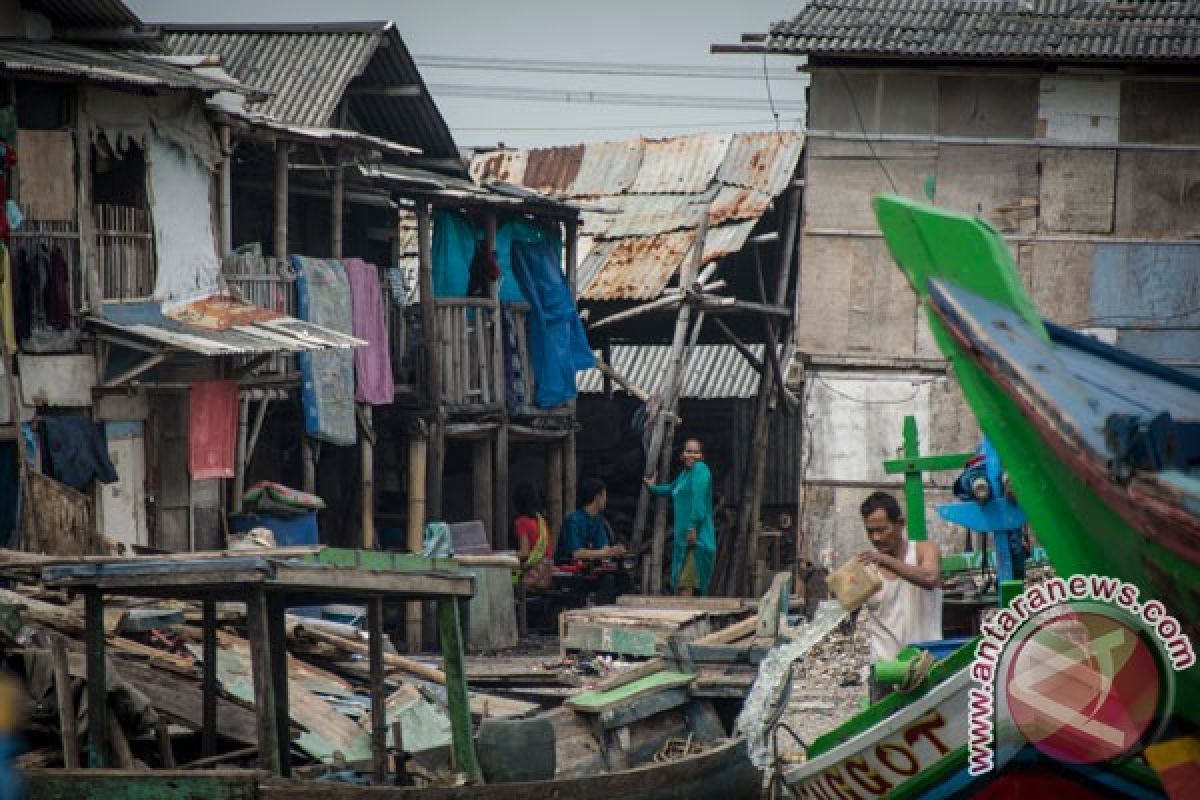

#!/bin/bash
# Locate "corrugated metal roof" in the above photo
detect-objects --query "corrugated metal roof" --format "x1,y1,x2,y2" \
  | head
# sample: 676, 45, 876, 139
716, 132, 806, 196
27, 0, 142, 30
163, 23, 462, 164
628, 133, 732, 194
579, 230, 697, 301
0, 40, 242, 93
92, 299, 363, 357
471, 130, 802, 301
765, 0, 1200, 62
577, 344, 765, 399
523, 144, 584, 192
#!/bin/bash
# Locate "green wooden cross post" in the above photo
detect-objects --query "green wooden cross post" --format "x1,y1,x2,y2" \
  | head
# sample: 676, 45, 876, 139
882, 416, 974, 542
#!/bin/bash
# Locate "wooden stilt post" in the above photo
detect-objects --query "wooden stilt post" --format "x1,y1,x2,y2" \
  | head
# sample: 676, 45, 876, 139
406, 430, 428, 651
201, 599, 218, 758
368, 596, 387, 785
545, 440, 564, 536
232, 392, 249, 514
472, 437, 494, 544
266, 596, 291, 777
273, 143, 289, 259
246, 588, 280, 775
731, 187, 802, 596
485, 214, 510, 550
633, 216, 709, 592
437, 598, 481, 781
218, 126, 233, 258
416, 202, 444, 521
84, 589, 108, 768
51, 636, 79, 769
564, 218, 580, 518
361, 406, 375, 548
331, 150, 344, 259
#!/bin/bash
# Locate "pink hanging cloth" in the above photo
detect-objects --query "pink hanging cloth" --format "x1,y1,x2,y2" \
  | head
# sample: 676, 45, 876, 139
189, 379, 238, 479
341, 258, 394, 405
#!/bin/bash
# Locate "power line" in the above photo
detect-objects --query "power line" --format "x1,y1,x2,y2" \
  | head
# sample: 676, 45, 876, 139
415, 54, 805, 81
428, 83, 806, 112
453, 117, 800, 133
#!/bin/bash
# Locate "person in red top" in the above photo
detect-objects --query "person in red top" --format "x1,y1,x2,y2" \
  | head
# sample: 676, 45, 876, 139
513, 483, 554, 589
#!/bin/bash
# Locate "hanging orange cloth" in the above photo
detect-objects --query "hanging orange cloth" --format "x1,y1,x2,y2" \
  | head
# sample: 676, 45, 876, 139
189, 380, 238, 479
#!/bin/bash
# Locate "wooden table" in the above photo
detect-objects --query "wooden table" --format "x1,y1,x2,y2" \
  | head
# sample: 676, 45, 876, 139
42, 554, 478, 783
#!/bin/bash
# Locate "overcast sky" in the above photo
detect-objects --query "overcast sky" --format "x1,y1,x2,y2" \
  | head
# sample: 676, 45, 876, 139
128, 1, 807, 149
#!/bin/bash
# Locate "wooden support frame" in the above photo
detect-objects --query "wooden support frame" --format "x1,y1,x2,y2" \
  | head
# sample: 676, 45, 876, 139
564, 217, 580, 517
85, 589, 107, 768
437, 597, 481, 781
201, 600, 218, 758
245, 588, 281, 774
367, 597, 387, 785
51, 636, 79, 769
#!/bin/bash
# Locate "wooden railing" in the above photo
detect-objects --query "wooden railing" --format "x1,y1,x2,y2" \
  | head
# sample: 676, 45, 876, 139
94, 204, 154, 300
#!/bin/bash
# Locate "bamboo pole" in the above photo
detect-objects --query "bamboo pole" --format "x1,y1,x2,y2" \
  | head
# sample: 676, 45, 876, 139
545, 440, 564, 537
564, 218, 579, 517
406, 431, 428, 651
730, 187, 801, 596
416, 203, 444, 521
485, 215, 510, 550
331, 151, 344, 259
633, 217, 709, 592
218, 126, 232, 258
273, 143, 289, 259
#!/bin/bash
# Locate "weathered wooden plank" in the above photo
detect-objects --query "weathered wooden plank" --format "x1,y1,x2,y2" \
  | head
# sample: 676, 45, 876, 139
1115, 150, 1200, 237
597, 687, 691, 730
568, 671, 695, 714
25, 770, 261, 800
114, 659, 260, 747
934, 144, 1039, 234
805, 140, 938, 232
1039, 148, 1116, 233
437, 598, 480, 781
937, 75, 1038, 138
615, 595, 751, 612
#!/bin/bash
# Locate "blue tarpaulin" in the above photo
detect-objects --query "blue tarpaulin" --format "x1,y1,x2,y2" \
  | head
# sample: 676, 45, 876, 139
432, 210, 476, 299
511, 231, 595, 408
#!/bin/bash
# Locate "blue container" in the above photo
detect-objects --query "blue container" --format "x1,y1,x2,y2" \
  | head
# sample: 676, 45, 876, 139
229, 511, 318, 546
910, 637, 973, 661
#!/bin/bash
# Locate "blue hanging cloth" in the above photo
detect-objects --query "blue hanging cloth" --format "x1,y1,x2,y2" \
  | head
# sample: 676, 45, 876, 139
432, 210, 476, 299
510, 229, 595, 409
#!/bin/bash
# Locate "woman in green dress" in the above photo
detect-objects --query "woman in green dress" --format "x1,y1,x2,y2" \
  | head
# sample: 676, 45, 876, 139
644, 438, 716, 596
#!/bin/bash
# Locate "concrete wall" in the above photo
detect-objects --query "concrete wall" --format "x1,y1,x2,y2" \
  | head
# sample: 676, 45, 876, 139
796, 67, 1200, 567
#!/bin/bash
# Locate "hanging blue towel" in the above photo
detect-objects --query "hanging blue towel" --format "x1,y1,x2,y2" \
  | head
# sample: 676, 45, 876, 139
432, 210, 476, 299
511, 235, 596, 409
40, 416, 118, 489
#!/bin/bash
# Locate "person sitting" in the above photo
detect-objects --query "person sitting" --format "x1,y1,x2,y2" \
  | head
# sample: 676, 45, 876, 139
512, 483, 553, 590
556, 477, 626, 563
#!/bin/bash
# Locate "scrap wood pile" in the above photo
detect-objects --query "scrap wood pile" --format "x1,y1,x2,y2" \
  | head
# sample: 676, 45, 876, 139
0, 550, 535, 781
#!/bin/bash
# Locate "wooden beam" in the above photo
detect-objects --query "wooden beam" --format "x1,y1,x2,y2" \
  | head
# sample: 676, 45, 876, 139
51, 636, 79, 769
331, 151, 344, 259
84, 589, 107, 768
472, 437, 493, 545
102, 352, 166, 388
437, 598, 481, 781
564, 218, 580, 518
711, 317, 764, 373
588, 295, 682, 330
273, 142, 289, 258
367, 597, 387, 785
360, 405, 375, 548
232, 393, 249, 514
245, 588, 281, 775
405, 432, 427, 652
545, 440, 564, 536
417, 203, 444, 520
201, 600, 218, 758
346, 85, 423, 97
593, 357, 649, 402
697, 296, 792, 316
485, 214, 510, 551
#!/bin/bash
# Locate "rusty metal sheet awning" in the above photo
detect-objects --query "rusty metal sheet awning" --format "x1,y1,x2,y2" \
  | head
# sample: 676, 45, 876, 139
91, 299, 364, 357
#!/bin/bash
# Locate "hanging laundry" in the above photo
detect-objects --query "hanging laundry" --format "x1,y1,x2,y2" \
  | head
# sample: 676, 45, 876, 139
40, 415, 118, 490
292, 256, 356, 446
511, 235, 596, 408
0, 244, 15, 354
466, 241, 500, 298
188, 379, 238, 480
501, 308, 529, 410
342, 257, 393, 406
432, 210, 476, 298
46, 246, 69, 329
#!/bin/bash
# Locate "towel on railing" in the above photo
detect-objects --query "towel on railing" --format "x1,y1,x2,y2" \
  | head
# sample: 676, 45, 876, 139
342, 258, 393, 406
292, 256, 356, 446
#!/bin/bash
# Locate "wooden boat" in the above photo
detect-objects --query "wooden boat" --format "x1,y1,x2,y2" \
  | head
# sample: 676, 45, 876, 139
780, 195, 1196, 798
873, 194, 1200, 721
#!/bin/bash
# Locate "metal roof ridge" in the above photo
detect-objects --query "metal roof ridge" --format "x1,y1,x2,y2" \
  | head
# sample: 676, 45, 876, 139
160, 21, 391, 34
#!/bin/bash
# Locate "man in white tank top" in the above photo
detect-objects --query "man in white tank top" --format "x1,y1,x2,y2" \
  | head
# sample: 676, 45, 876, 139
856, 491, 942, 703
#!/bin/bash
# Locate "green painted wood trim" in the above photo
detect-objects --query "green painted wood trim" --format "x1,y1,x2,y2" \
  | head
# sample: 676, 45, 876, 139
883, 453, 974, 474
807, 639, 978, 758
568, 671, 697, 712
885, 746, 970, 800
902, 416, 928, 541
562, 625, 664, 658
437, 598, 480, 781
305, 548, 458, 573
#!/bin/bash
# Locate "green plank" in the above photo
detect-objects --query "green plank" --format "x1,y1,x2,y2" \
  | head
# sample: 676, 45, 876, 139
562, 624, 663, 658
568, 671, 696, 712
883, 453, 974, 474
305, 548, 458, 573
437, 598, 481, 781
902, 416, 927, 542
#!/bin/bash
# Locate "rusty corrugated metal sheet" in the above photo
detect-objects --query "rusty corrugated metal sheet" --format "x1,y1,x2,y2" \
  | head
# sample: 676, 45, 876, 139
523, 144, 584, 192
579, 230, 697, 301
604, 194, 709, 238
628, 133, 732, 194
577, 344, 765, 399
708, 186, 774, 226
702, 220, 758, 263
470, 149, 527, 185
568, 139, 644, 196
716, 132, 805, 196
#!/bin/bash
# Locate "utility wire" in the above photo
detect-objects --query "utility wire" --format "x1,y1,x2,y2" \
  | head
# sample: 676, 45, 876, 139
415, 54, 805, 81
454, 117, 800, 133
428, 83, 806, 112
